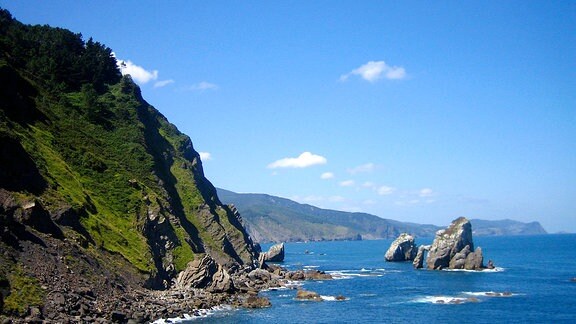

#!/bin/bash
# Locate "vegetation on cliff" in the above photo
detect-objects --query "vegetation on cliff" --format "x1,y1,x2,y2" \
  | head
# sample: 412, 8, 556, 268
0, 8, 257, 317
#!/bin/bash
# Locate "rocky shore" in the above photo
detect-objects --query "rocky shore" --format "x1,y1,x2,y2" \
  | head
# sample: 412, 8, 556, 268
0, 226, 331, 323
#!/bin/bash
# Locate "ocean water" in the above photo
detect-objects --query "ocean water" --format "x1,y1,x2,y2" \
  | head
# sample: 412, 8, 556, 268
176, 234, 576, 323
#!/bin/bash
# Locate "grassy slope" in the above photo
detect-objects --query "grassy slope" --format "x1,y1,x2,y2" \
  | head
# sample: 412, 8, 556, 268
1, 61, 252, 276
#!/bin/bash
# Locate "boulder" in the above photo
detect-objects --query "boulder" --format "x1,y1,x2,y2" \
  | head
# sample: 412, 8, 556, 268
426, 217, 485, 270
284, 269, 332, 281
295, 289, 323, 301
263, 243, 285, 262
413, 245, 430, 269
242, 296, 272, 308
175, 254, 235, 293
385, 233, 418, 261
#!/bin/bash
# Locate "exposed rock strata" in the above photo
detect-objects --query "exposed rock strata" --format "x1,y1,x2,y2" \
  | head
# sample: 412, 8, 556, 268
175, 255, 235, 293
385, 233, 417, 261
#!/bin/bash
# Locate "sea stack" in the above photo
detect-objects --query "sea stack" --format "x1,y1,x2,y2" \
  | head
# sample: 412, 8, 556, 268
426, 217, 486, 270
385, 233, 418, 262
262, 243, 285, 262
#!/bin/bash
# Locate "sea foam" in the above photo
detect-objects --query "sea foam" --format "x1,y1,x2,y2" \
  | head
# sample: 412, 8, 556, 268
152, 305, 234, 323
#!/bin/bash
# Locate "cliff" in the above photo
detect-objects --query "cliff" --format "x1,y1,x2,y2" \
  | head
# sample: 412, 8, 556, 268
0, 9, 257, 319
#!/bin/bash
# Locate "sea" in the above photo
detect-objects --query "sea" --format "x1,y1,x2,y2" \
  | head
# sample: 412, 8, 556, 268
162, 234, 576, 323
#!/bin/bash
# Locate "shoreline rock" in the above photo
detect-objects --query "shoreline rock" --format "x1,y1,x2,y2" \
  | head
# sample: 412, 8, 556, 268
295, 289, 323, 302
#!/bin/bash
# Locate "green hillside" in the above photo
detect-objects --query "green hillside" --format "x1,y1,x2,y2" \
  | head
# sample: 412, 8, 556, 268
0, 8, 257, 315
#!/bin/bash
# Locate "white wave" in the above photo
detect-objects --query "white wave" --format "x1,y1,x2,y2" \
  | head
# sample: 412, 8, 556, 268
320, 295, 348, 301
152, 305, 233, 323
359, 293, 377, 297
283, 280, 304, 288
326, 271, 383, 279
328, 273, 354, 280
442, 267, 505, 273
303, 265, 320, 268
414, 296, 476, 305
462, 291, 516, 297
346, 272, 383, 277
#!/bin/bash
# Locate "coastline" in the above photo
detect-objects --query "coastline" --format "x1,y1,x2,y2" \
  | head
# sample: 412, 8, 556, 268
0, 226, 328, 324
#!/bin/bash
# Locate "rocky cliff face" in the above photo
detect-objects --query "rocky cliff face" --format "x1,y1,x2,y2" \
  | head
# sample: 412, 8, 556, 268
0, 9, 258, 318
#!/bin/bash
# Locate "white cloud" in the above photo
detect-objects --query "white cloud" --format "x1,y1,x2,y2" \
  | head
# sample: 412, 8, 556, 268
268, 152, 327, 169
339, 180, 355, 187
292, 195, 345, 204
377, 186, 396, 196
154, 79, 175, 88
340, 60, 406, 82
190, 81, 219, 91
116, 58, 159, 84
362, 181, 376, 189
199, 152, 212, 161
320, 172, 335, 180
348, 163, 375, 174
419, 188, 434, 197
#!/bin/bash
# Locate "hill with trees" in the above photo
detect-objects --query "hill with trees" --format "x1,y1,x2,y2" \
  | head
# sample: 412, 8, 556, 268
0, 8, 257, 319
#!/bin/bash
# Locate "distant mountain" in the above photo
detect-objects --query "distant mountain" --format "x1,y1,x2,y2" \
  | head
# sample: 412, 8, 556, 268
218, 189, 548, 243
470, 219, 547, 236
217, 188, 441, 243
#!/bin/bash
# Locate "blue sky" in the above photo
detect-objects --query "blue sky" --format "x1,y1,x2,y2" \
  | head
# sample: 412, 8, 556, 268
3, 1, 575, 232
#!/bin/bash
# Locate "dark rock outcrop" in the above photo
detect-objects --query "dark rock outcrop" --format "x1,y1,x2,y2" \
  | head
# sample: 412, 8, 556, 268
175, 254, 235, 293
385, 233, 417, 261
426, 217, 486, 270
262, 243, 285, 262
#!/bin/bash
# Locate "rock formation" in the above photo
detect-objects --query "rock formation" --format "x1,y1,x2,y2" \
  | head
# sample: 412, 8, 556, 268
175, 255, 235, 293
262, 243, 285, 262
295, 289, 323, 302
413, 245, 430, 269
425, 217, 485, 270
385, 233, 418, 261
